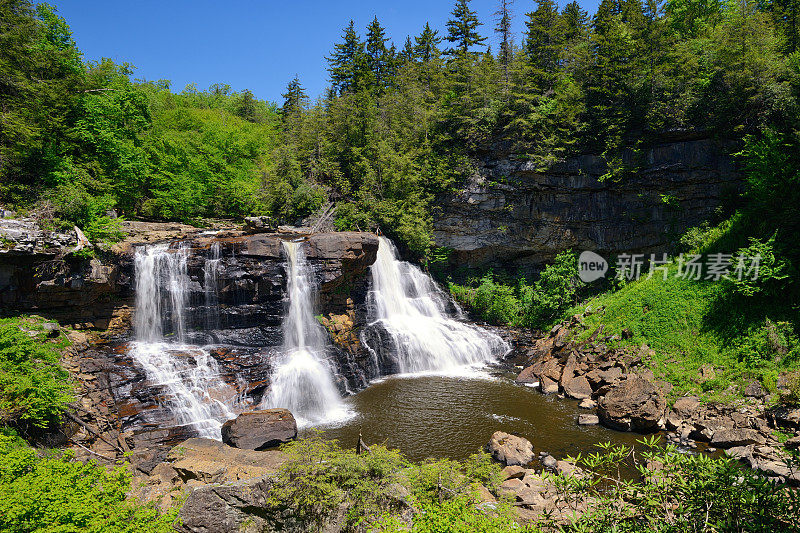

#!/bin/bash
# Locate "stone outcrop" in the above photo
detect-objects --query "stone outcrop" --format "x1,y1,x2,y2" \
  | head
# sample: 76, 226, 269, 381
433, 139, 741, 269
221, 410, 297, 450
487, 431, 535, 466
3, 220, 383, 462
597, 376, 666, 432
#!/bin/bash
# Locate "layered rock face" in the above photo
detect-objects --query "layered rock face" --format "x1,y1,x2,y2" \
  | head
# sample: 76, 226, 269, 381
3, 220, 381, 463
434, 139, 741, 269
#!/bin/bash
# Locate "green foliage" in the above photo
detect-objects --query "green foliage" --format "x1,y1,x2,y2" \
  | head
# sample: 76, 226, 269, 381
450, 251, 583, 329
0, 434, 179, 533
545, 437, 799, 532
266, 433, 409, 531
727, 233, 791, 298
0, 319, 72, 429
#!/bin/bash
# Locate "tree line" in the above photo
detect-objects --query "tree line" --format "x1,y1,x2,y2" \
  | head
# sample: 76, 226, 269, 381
1, 0, 799, 253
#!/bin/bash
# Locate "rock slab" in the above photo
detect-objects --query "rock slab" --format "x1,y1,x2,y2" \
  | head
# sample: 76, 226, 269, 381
487, 431, 535, 466
221, 409, 297, 450
597, 376, 666, 432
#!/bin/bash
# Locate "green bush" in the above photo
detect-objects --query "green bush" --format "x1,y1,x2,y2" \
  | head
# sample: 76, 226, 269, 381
0, 434, 178, 533
545, 438, 799, 532
0, 321, 72, 428
727, 233, 791, 298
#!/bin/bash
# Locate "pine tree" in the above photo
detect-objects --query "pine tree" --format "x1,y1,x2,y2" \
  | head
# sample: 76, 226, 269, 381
523, 0, 563, 92
400, 36, 415, 63
365, 17, 391, 91
561, 1, 590, 44
327, 20, 367, 95
444, 0, 487, 58
235, 89, 258, 122
282, 76, 308, 118
771, 0, 800, 53
414, 22, 442, 61
495, 0, 514, 91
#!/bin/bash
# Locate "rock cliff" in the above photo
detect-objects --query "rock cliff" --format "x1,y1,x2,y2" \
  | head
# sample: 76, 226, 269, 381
434, 139, 741, 269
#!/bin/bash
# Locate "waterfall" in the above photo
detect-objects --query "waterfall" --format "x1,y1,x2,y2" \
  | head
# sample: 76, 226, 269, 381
132, 243, 237, 439
203, 242, 221, 331
365, 237, 508, 373
262, 241, 348, 426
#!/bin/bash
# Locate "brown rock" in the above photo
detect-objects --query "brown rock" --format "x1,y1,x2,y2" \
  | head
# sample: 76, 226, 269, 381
597, 376, 666, 432
487, 431, 535, 466
540, 376, 559, 395
672, 396, 701, 419
710, 428, 766, 448
563, 375, 593, 400
221, 409, 297, 450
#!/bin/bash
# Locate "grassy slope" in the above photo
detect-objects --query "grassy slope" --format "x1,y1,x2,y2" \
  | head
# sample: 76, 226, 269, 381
569, 261, 798, 402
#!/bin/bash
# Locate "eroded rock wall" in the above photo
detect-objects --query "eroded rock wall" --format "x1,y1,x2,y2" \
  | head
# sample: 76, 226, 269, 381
433, 139, 741, 269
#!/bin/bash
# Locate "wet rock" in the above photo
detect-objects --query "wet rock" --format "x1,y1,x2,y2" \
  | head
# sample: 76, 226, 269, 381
487, 431, 535, 466
563, 375, 593, 400
710, 428, 766, 448
577, 414, 600, 426
221, 409, 297, 450
540, 454, 558, 472
597, 376, 666, 432
578, 398, 597, 409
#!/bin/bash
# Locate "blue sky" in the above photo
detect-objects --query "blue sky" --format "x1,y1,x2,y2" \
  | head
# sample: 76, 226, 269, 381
56, 0, 601, 104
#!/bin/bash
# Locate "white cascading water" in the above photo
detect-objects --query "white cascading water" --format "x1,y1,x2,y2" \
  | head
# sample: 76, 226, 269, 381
131, 243, 238, 438
367, 237, 508, 373
262, 241, 348, 426
203, 242, 221, 331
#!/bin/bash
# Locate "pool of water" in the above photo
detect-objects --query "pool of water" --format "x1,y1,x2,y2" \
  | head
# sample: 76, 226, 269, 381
305, 367, 646, 462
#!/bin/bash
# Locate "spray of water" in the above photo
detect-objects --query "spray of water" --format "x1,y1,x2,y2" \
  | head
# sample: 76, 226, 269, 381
262, 241, 349, 426
132, 243, 238, 438
366, 237, 508, 373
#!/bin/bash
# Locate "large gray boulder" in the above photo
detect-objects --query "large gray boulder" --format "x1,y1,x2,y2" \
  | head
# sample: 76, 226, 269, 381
177, 476, 273, 533
221, 409, 298, 450
597, 376, 666, 432
487, 431, 535, 466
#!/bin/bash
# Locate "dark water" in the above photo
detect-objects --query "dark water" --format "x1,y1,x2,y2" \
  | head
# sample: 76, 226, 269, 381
305, 368, 645, 462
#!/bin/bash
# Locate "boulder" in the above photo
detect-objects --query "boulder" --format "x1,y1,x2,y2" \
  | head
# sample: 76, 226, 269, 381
597, 376, 666, 432
744, 381, 766, 398
672, 396, 701, 419
563, 375, 593, 400
221, 409, 297, 450
540, 376, 559, 394
166, 438, 286, 484
710, 428, 766, 448
243, 215, 275, 234
487, 431, 535, 466
578, 398, 597, 409
177, 476, 273, 533
577, 414, 599, 425
586, 366, 623, 389
515, 365, 539, 384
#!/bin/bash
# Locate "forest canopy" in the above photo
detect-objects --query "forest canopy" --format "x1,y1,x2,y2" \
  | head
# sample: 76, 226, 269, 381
1, 0, 799, 253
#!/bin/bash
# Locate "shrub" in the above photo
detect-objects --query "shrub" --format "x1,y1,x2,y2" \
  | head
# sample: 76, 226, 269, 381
522, 250, 583, 328
0, 322, 72, 428
727, 233, 791, 298
0, 434, 178, 533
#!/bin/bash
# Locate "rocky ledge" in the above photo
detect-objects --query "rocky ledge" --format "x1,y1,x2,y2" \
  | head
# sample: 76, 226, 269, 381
434, 138, 741, 270
509, 316, 800, 485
